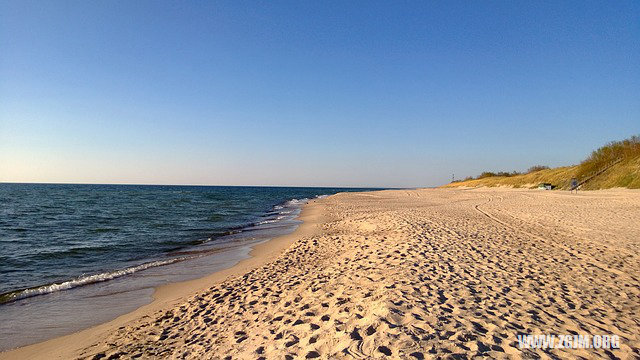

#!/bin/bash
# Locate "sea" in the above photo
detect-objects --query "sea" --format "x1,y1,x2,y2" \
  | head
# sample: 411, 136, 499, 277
0, 183, 376, 351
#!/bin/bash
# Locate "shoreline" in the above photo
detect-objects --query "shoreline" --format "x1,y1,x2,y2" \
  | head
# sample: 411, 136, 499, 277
3, 188, 639, 358
0, 197, 328, 359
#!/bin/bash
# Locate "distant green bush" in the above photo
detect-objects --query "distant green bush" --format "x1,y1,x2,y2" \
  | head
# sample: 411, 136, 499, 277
477, 172, 496, 179
496, 171, 521, 177
475, 171, 520, 179
527, 165, 549, 173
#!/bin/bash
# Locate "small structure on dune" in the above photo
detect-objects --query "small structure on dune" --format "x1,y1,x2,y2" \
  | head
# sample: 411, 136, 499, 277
538, 183, 553, 190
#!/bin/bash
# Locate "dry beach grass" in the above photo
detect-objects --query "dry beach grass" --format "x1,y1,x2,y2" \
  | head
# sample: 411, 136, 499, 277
3, 188, 639, 359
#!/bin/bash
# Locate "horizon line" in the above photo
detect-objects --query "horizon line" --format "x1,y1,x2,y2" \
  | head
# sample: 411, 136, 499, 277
0, 181, 397, 189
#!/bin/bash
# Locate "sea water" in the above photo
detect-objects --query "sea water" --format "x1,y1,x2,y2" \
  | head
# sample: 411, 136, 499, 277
0, 184, 375, 350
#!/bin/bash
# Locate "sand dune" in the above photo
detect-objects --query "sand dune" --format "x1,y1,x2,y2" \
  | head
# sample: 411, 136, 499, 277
3, 188, 639, 359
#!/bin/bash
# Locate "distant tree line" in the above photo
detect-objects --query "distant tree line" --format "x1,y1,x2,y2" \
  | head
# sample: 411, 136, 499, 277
454, 165, 550, 182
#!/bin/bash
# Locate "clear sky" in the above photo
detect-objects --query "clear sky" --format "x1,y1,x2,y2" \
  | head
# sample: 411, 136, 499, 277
1, 1, 638, 187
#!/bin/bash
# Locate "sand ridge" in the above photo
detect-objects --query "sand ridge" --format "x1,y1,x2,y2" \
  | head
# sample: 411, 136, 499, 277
3, 188, 640, 359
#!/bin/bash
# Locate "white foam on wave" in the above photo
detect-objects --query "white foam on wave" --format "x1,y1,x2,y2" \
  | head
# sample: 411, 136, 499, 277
2, 257, 188, 304
3, 195, 325, 304
256, 197, 310, 226
257, 219, 278, 225
284, 198, 308, 206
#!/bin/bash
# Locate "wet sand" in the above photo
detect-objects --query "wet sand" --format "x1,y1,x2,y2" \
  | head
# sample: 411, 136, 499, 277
2, 188, 639, 359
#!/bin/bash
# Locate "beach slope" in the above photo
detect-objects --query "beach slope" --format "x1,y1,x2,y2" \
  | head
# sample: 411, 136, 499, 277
3, 189, 639, 359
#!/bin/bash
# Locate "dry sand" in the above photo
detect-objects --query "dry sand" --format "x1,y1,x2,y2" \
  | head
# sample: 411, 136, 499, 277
2, 188, 639, 359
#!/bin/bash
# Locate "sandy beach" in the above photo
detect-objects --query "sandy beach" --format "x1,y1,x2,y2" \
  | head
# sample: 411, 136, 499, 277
2, 188, 639, 359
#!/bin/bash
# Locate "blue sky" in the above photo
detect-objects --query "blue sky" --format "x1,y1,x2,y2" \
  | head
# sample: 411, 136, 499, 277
1, 1, 638, 187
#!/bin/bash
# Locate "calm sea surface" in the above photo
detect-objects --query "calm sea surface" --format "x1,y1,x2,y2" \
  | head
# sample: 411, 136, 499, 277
0, 183, 376, 350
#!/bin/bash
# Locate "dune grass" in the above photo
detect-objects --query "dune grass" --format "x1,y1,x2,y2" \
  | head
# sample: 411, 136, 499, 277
444, 135, 640, 190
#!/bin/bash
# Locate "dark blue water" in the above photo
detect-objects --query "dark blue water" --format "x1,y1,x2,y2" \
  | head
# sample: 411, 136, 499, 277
0, 184, 376, 350
0, 184, 372, 302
